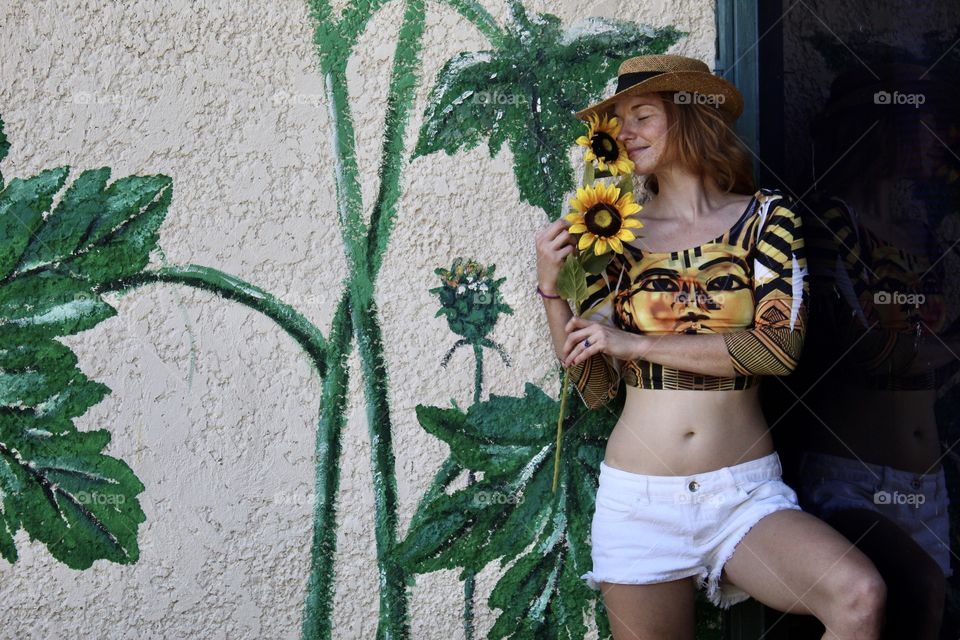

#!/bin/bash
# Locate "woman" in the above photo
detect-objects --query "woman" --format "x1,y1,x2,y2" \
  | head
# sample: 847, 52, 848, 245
534, 54, 887, 639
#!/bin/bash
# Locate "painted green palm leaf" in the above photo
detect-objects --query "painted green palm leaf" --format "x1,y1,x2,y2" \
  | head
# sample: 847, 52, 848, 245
412, 1, 684, 216
0, 160, 171, 568
394, 382, 620, 639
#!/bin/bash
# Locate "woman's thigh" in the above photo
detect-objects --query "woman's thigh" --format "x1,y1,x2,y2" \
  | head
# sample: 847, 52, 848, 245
719, 508, 880, 617
600, 577, 696, 640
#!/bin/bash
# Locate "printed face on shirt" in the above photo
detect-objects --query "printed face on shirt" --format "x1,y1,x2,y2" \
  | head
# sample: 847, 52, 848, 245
615, 248, 755, 334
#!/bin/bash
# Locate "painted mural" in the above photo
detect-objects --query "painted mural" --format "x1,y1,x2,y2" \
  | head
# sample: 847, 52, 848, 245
0, 0, 745, 638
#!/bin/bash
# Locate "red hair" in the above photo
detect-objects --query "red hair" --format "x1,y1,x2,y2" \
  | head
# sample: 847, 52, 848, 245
639, 92, 755, 197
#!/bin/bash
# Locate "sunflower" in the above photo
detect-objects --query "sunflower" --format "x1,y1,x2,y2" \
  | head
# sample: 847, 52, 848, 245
565, 181, 643, 255
575, 112, 635, 176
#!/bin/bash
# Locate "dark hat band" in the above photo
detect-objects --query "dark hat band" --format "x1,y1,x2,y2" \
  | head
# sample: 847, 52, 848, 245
615, 70, 666, 93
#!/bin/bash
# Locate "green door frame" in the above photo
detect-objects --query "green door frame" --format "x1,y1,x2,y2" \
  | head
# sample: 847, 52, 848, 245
716, 2, 804, 638
715, 2, 787, 638
716, 0, 759, 166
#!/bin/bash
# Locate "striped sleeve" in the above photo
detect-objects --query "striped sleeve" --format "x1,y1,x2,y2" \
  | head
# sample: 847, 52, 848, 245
566, 256, 626, 409
723, 198, 809, 376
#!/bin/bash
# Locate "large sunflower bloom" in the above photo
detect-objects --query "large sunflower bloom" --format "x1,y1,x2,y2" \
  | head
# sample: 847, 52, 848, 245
575, 112, 635, 176
565, 181, 643, 256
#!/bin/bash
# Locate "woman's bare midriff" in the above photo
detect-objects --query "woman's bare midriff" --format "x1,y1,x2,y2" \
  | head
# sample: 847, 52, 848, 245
604, 384, 774, 476
807, 388, 942, 474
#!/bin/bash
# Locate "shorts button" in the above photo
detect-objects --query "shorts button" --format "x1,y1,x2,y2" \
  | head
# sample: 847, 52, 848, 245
688, 480, 699, 492
912, 478, 922, 490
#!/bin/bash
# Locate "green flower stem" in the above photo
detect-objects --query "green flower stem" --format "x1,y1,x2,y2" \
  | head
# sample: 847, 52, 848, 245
304, 0, 506, 635
552, 365, 571, 493
319, 51, 411, 640
98, 265, 328, 372
461, 341, 485, 639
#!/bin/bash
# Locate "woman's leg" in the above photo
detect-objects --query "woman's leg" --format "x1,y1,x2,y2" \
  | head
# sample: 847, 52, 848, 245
718, 509, 886, 640
600, 577, 696, 640
825, 508, 946, 640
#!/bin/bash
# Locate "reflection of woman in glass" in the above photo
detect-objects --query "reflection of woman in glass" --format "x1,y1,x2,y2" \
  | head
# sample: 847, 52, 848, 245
799, 63, 958, 639
534, 54, 887, 638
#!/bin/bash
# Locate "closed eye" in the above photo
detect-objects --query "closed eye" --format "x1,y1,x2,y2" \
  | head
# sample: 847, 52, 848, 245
706, 275, 749, 291
638, 275, 680, 292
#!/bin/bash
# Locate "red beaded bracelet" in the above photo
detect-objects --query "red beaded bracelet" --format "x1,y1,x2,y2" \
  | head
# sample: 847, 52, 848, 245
536, 285, 561, 299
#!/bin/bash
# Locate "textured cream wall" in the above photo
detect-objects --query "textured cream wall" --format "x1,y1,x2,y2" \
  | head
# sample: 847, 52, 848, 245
0, 1, 716, 638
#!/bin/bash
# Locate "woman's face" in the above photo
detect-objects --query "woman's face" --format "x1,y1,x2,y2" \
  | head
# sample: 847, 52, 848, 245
611, 93, 671, 175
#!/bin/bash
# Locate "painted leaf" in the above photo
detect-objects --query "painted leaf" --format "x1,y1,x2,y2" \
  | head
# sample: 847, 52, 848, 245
0, 167, 172, 338
395, 382, 619, 638
0, 414, 146, 569
412, 1, 684, 216
0, 158, 171, 567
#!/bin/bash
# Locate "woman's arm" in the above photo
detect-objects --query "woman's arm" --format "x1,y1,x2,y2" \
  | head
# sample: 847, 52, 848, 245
559, 259, 626, 410
629, 333, 738, 377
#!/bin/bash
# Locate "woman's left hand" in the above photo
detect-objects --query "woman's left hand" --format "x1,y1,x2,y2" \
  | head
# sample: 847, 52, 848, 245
562, 316, 642, 367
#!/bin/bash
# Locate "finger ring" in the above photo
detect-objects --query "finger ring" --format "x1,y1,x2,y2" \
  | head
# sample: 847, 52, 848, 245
583, 338, 591, 348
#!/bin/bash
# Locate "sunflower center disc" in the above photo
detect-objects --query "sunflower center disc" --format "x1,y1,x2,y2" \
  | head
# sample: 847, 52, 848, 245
586, 204, 621, 236
592, 133, 619, 162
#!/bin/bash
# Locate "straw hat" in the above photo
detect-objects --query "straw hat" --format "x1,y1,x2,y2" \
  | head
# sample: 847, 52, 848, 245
574, 54, 744, 122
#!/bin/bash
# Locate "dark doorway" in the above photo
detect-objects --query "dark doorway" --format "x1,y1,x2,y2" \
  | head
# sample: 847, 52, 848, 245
720, 1, 960, 638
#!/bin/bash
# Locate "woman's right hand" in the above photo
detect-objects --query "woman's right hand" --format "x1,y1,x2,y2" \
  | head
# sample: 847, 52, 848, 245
534, 218, 578, 295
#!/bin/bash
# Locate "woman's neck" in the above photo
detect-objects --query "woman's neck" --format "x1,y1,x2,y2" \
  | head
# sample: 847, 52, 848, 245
644, 169, 729, 222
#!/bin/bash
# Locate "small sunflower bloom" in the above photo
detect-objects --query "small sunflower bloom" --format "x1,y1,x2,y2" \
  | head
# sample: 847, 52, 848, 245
575, 112, 635, 176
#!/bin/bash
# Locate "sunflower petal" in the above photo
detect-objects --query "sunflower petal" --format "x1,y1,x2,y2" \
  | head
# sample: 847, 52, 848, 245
569, 223, 587, 234
617, 229, 637, 242
594, 238, 609, 255
607, 236, 623, 253
578, 234, 595, 250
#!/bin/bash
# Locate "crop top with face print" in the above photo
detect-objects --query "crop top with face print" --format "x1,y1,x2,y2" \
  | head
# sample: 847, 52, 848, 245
566, 187, 810, 409
804, 196, 950, 391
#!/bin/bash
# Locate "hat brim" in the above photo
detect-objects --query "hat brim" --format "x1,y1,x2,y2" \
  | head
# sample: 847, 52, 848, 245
574, 71, 744, 122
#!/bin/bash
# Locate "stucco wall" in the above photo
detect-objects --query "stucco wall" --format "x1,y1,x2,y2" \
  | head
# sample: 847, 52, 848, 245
0, 1, 716, 638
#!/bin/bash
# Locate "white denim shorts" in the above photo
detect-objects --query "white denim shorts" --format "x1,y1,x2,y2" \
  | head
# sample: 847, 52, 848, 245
797, 451, 953, 578
580, 451, 802, 609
